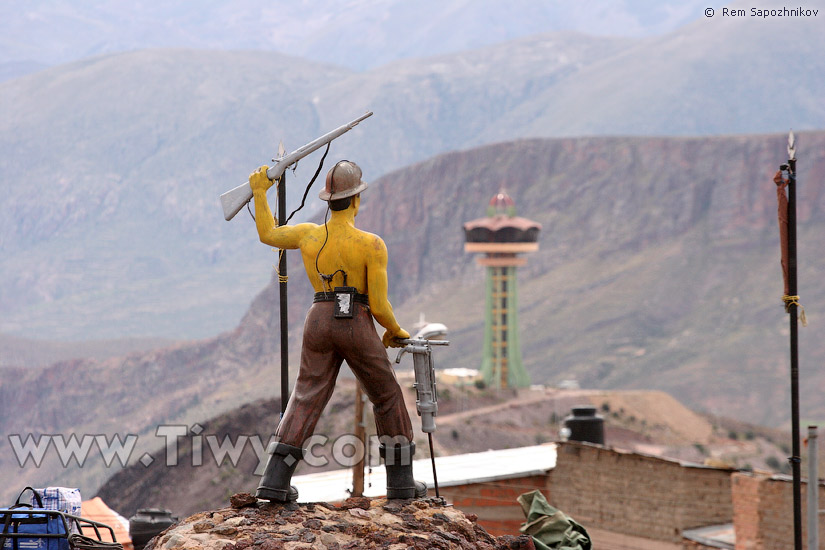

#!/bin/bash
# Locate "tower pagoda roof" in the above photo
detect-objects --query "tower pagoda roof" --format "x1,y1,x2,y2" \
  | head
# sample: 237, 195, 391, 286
463, 189, 541, 244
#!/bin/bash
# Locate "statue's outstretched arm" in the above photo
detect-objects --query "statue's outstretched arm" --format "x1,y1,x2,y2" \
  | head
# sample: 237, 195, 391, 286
250, 165, 313, 248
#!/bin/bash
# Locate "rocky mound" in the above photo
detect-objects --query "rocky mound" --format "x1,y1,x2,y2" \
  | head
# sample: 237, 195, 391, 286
146, 493, 535, 550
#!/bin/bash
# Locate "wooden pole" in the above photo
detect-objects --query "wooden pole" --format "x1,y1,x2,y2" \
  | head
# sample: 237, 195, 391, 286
352, 383, 366, 496
808, 426, 819, 550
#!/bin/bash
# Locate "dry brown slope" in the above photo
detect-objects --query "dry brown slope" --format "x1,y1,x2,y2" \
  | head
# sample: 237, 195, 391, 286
96, 382, 789, 520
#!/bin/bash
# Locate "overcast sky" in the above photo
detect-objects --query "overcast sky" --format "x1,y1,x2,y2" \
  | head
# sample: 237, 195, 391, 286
0, 0, 730, 73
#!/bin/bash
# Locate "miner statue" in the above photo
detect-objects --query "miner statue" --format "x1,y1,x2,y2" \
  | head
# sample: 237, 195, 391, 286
248, 160, 427, 502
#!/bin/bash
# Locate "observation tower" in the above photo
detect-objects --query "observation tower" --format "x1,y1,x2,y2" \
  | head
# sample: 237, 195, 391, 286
463, 190, 541, 389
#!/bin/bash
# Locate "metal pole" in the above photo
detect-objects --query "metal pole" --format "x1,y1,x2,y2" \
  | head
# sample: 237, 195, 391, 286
278, 172, 289, 416
786, 148, 802, 550
428, 433, 440, 499
808, 426, 819, 550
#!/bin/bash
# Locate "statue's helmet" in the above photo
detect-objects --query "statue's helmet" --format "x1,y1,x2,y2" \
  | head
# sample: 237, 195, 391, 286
319, 160, 368, 201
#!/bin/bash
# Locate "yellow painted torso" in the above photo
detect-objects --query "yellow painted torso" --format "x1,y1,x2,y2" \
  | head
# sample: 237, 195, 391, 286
296, 219, 379, 293
248, 166, 408, 345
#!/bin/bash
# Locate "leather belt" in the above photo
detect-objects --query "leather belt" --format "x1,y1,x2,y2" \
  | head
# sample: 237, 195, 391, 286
313, 291, 370, 305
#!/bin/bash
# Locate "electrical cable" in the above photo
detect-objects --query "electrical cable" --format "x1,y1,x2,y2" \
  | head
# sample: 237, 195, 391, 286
286, 142, 331, 224
315, 201, 333, 290
247, 142, 329, 225
314, 160, 351, 291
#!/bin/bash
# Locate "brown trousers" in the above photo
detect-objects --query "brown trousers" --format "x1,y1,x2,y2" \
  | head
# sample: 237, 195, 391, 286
275, 300, 413, 448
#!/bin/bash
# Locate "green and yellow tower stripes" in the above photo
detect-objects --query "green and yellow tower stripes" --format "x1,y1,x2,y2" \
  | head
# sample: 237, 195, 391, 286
463, 190, 541, 389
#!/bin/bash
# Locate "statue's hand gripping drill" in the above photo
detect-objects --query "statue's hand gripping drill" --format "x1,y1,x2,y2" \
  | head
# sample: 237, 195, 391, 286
383, 327, 411, 348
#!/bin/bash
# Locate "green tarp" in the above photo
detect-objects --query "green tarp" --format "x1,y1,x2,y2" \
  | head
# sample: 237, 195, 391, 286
518, 490, 591, 550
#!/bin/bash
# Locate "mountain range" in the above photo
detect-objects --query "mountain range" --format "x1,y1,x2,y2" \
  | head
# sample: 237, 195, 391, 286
0, 0, 727, 77
1, 131, 824, 506
2, 0, 825, 512
2, 0, 824, 342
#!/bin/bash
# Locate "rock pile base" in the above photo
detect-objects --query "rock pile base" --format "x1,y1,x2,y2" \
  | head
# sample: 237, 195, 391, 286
146, 493, 535, 550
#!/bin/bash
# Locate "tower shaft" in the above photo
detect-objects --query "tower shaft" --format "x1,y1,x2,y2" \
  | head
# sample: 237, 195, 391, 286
480, 262, 529, 389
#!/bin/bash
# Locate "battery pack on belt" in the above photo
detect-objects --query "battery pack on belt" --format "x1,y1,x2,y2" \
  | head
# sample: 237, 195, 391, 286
313, 289, 369, 318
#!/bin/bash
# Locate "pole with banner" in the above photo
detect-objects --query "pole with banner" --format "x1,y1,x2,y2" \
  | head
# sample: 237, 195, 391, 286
775, 130, 806, 550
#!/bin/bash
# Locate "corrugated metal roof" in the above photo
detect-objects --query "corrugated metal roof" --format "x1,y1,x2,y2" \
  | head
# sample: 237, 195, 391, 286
293, 443, 557, 503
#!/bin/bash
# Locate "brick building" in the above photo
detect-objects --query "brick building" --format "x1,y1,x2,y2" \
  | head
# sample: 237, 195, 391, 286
548, 442, 825, 550
732, 471, 825, 550
292, 440, 825, 549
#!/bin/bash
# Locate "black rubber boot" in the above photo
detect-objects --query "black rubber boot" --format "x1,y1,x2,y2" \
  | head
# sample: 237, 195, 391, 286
256, 442, 303, 502
380, 442, 427, 499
